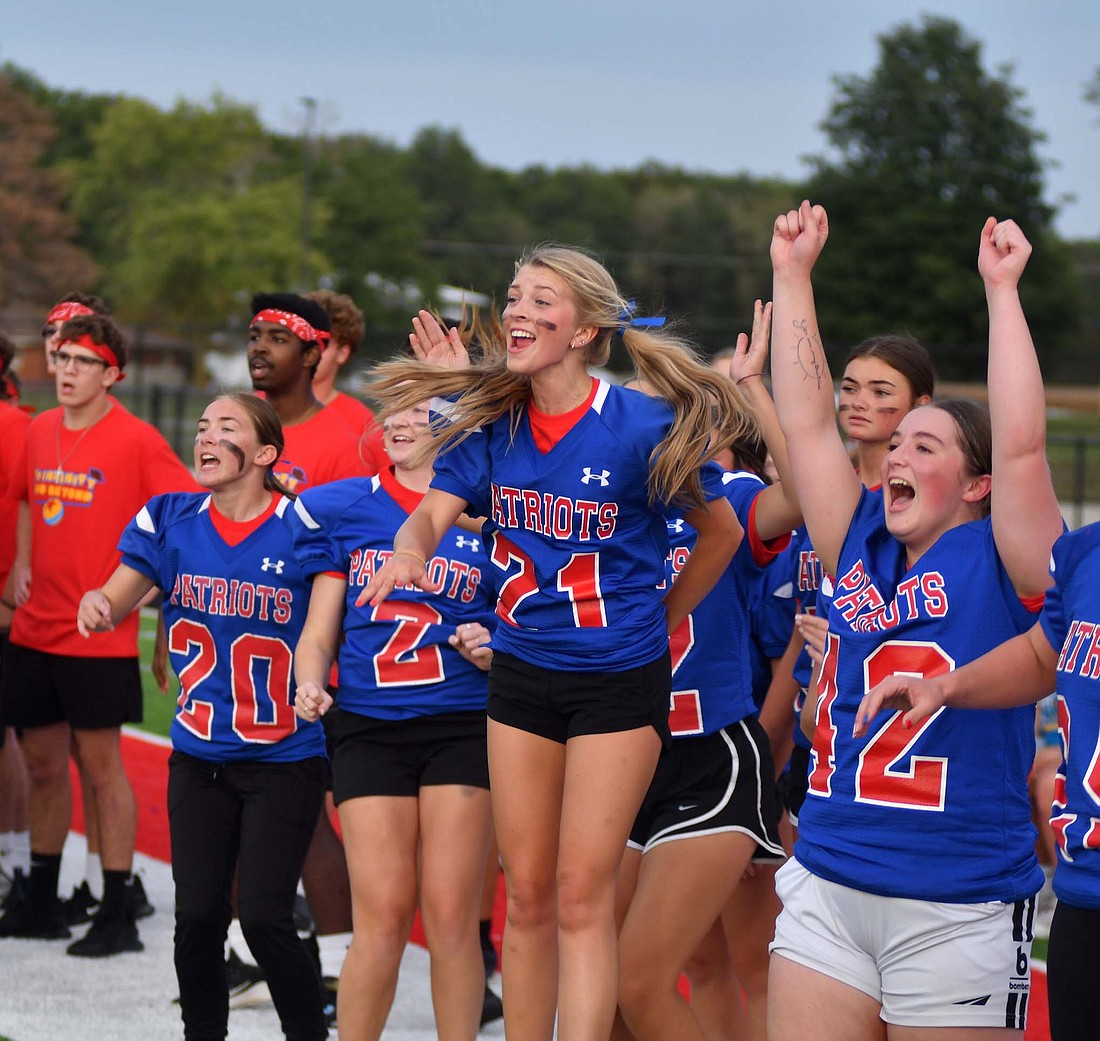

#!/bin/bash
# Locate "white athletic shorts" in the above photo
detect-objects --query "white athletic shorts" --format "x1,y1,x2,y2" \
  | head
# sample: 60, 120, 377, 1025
770, 858, 1035, 1029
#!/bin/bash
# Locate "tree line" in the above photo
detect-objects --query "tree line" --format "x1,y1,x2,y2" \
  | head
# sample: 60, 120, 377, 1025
0, 16, 1094, 380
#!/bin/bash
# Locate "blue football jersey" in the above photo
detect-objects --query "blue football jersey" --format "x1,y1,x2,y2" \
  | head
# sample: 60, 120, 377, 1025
663, 470, 779, 736
118, 492, 326, 764
746, 534, 799, 711
430, 380, 726, 672
789, 526, 825, 691
1039, 522, 1100, 910
289, 470, 496, 720
797, 488, 1043, 903
786, 526, 825, 751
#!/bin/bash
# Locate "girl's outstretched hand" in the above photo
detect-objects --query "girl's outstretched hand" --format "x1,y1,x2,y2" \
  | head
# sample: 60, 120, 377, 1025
410, 310, 470, 368
77, 589, 115, 638
853, 675, 947, 738
354, 550, 442, 608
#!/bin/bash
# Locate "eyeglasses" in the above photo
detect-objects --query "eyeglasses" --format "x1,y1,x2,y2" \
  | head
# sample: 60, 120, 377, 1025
49, 349, 110, 373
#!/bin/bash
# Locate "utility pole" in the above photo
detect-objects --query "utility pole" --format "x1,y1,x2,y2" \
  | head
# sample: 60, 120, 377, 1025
300, 96, 318, 291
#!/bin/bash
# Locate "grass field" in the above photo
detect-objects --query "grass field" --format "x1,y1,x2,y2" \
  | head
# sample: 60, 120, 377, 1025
135, 609, 176, 739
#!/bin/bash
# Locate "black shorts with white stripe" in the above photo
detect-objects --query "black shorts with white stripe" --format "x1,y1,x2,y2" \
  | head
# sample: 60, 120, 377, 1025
627, 716, 785, 859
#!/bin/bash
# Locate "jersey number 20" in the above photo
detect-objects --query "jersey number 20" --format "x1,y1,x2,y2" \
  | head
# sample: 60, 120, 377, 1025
170, 619, 296, 743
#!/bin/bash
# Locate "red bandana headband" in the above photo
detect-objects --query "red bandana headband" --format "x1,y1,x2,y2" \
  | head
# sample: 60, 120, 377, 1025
46, 302, 96, 326
251, 309, 329, 345
61, 333, 125, 380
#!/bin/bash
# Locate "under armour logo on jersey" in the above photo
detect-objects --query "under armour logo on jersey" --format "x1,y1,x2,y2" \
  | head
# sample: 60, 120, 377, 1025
455, 535, 480, 552
667, 519, 685, 534
261, 557, 285, 574
580, 467, 611, 486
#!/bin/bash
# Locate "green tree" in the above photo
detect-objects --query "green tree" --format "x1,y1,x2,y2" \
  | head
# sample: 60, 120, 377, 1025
2, 63, 116, 165
806, 15, 1080, 378
0, 71, 96, 307
68, 95, 325, 328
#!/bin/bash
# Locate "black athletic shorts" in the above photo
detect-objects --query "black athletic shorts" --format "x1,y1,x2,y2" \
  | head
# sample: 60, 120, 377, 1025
329, 709, 489, 804
778, 744, 811, 823
1047, 899, 1100, 1041
2, 642, 142, 730
628, 717, 785, 860
487, 650, 672, 747
0, 632, 8, 743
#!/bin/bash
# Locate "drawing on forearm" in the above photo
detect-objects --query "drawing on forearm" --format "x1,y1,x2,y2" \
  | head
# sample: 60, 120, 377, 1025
793, 320, 825, 389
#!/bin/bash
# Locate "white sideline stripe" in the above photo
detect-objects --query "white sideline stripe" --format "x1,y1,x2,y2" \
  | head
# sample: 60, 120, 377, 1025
121, 724, 173, 750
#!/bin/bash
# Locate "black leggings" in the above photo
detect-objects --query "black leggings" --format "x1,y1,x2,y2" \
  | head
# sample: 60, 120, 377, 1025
1046, 899, 1100, 1041
168, 751, 327, 1041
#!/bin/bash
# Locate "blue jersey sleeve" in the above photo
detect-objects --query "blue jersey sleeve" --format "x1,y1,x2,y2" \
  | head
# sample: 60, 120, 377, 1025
288, 483, 357, 578
431, 427, 492, 517
118, 493, 178, 589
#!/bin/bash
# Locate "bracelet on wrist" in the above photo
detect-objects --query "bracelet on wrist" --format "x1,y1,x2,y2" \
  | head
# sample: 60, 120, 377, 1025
392, 548, 427, 566
735, 373, 764, 385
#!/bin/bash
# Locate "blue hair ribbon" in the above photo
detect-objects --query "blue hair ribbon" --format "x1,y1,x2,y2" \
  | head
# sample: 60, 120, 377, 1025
617, 299, 666, 332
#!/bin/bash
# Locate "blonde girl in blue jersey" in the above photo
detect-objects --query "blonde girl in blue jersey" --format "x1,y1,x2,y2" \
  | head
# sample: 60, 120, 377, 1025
357, 245, 753, 1041
767, 203, 1062, 1041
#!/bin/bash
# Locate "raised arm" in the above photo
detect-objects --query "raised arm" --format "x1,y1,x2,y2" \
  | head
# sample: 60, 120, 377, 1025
981, 218, 1064, 596
76, 563, 156, 638
355, 487, 469, 607
768, 202, 861, 577
728, 300, 802, 540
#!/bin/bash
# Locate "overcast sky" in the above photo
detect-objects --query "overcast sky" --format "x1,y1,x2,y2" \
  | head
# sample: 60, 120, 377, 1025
6, 1, 1099, 239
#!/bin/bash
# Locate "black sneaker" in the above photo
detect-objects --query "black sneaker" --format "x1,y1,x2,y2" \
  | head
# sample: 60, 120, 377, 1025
480, 983, 504, 1027
0, 896, 72, 940
226, 946, 265, 998
63, 881, 100, 925
127, 873, 155, 920
66, 907, 143, 957
0, 867, 27, 912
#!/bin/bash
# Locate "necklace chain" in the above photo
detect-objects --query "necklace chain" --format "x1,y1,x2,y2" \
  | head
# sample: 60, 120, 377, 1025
55, 412, 100, 470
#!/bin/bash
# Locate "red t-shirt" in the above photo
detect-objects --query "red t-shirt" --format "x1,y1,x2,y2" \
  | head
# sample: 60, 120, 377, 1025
9, 401, 195, 657
357, 420, 388, 477
274, 406, 369, 494
326, 391, 374, 434
0, 404, 33, 596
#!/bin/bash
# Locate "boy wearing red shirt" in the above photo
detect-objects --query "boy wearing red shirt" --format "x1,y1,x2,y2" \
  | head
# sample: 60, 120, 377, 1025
0, 314, 193, 955
248, 293, 367, 493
